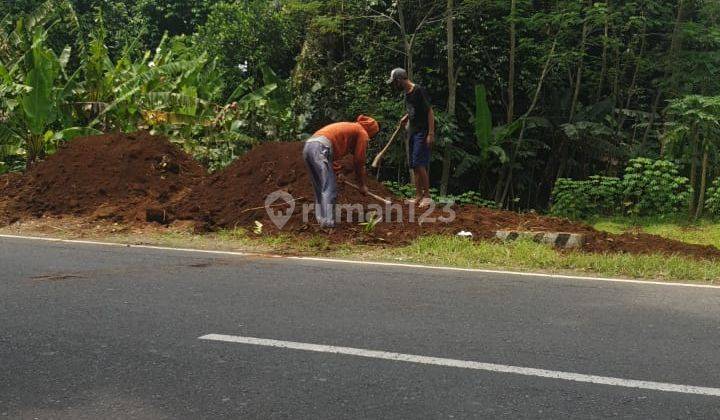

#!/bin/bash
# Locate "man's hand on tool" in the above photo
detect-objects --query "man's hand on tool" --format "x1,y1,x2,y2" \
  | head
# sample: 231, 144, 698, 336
400, 114, 409, 127
359, 184, 369, 196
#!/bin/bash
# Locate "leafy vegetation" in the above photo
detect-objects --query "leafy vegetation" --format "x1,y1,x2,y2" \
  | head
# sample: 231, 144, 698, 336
551, 158, 690, 219
2, 0, 720, 220
591, 216, 720, 247
704, 178, 720, 217
550, 176, 623, 220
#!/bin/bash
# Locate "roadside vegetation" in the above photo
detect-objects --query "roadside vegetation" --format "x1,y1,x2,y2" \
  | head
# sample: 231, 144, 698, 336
591, 216, 720, 248
3, 0, 720, 216
3, 220, 719, 283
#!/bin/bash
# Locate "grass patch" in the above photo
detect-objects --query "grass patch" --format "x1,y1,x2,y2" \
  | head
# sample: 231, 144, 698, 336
2, 222, 718, 283
590, 216, 720, 247
358, 236, 720, 283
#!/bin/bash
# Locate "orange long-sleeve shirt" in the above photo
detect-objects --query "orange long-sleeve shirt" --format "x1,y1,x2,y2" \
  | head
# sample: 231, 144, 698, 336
313, 122, 369, 172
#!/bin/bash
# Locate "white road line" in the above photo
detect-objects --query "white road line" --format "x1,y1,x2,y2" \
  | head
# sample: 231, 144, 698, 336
200, 334, 720, 398
1, 233, 719, 289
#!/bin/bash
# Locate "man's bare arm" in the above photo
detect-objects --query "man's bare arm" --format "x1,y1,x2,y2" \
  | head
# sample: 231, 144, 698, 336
427, 107, 436, 147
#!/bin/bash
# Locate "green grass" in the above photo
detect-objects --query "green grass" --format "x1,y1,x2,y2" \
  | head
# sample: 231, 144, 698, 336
3, 223, 719, 283
590, 216, 720, 247
109, 228, 353, 255
358, 236, 720, 283
131, 231, 720, 282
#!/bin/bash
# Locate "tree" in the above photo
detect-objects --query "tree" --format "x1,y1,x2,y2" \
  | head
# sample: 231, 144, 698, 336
665, 95, 720, 219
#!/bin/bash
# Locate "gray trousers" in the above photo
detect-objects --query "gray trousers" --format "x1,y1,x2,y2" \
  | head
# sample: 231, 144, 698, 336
303, 137, 337, 228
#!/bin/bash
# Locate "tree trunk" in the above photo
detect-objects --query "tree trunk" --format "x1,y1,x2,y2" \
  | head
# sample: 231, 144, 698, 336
689, 133, 699, 216
507, 0, 517, 124
667, 0, 686, 97
440, 0, 456, 196
494, 0, 518, 203
611, 43, 621, 106
643, 0, 687, 152
616, 30, 646, 136
397, 3, 414, 183
642, 89, 663, 151
695, 146, 709, 220
595, 2, 610, 103
569, 11, 589, 123
498, 37, 558, 208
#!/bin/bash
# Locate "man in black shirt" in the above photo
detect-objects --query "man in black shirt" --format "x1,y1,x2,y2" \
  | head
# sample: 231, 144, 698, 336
387, 68, 435, 208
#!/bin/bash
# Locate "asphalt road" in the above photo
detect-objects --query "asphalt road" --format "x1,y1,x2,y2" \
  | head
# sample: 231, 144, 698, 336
1, 236, 720, 419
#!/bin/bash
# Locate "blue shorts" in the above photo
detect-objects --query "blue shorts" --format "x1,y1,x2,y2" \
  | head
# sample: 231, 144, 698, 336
410, 131, 430, 169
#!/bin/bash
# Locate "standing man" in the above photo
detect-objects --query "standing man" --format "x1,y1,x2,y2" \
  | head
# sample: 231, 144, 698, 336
387, 68, 435, 208
303, 115, 380, 228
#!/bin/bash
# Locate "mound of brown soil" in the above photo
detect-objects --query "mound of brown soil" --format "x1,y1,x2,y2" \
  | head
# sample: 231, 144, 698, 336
175, 141, 594, 241
3, 132, 205, 224
2, 134, 718, 261
175, 141, 390, 230
0, 172, 22, 197
0, 172, 23, 222
174, 141, 720, 260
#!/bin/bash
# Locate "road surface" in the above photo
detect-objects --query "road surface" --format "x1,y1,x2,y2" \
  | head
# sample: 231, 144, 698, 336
1, 236, 720, 419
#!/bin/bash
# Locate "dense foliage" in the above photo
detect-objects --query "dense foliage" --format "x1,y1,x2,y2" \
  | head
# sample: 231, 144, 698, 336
550, 176, 623, 220
2, 0, 719, 219
551, 158, 690, 219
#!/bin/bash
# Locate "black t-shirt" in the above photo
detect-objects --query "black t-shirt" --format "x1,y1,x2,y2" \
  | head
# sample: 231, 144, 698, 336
405, 84, 432, 134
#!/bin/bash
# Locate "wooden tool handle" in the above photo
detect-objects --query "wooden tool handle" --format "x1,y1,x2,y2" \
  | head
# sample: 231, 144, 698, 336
343, 181, 392, 205
371, 123, 404, 169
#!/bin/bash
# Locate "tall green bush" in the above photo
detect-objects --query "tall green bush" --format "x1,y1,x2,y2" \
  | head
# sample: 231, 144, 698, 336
622, 158, 690, 217
551, 158, 689, 219
550, 176, 622, 219
705, 178, 720, 217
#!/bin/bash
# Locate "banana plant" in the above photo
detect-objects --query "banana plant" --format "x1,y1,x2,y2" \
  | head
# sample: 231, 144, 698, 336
0, 1, 99, 166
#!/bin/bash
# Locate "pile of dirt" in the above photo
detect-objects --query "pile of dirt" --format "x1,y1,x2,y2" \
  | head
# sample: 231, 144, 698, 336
175, 141, 390, 230
1, 132, 205, 224
1, 133, 719, 260
0, 172, 22, 197
174, 141, 720, 260
0, 172, 23, 221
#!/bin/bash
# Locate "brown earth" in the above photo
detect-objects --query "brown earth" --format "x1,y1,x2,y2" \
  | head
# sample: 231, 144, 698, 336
0, 132, 205, 225
1, 132, 719, 260
174, 141, 720, 260
174, 141, 396, 231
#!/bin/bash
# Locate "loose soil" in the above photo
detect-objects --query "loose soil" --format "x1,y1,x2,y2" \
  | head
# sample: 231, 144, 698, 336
1, 132, 719, 260
0, 132, 205, 225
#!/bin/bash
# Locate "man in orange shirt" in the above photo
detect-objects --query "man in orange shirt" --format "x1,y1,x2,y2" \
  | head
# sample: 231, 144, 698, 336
303, 115, 380, 228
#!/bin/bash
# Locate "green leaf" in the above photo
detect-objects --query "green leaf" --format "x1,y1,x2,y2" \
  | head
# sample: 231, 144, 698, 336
20, 32, 60, 135
56, 127, 103, 141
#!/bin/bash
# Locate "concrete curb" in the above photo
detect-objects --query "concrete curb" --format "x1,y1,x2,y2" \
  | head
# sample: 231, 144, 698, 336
494, 231, 585, 249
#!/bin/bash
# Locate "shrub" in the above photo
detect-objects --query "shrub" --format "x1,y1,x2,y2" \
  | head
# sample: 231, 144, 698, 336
622, 158, 689, 217
551, 159, 689, 219
550, 178, 592, 219
550, 176, 622, 219
705, 178, 720, 216
588, 175, 624, 215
